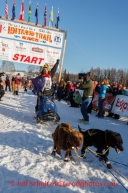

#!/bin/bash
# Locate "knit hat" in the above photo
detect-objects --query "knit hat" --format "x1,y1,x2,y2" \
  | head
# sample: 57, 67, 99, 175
41, 64, 50, 72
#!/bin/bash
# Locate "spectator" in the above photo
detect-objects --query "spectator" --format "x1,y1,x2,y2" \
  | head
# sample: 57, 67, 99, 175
93, 81, 98, 92
106, 80, 112, 94
14, 73, 22, 95
5, 75, 11, 91
22, 76, 26, 89
11, 76, 15, 93
65, 81, 70, 96
65, 81, 75, 103
69, 89, 75, 106
71, 90, 82, 107
123, 86, 128, 96
111, 82, 119, 96
51, 81, 58, 100
118, 84, 123, 95
95, 82, 101, 93
76, 83, 80, 89
24, 78, 29, 91
88, 80, 97, 114
113, 84, 123, 120
79, 72, 94, 124
0, 80, 5, 101
96, 79, 107, 118
57, 78, 66, 101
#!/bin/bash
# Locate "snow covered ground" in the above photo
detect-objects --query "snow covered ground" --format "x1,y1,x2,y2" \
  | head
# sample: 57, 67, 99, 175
0, 90, 128, 193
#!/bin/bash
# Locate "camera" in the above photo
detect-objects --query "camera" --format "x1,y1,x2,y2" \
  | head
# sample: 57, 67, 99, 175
78, 72, 96, 81
78, 73, 87, 80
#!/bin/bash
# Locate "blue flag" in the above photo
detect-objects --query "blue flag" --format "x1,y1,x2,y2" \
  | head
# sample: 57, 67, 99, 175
12, 0, 16, 20
55, 8, 60, 28
32, 75, 45, 93
35, 3, 38, 25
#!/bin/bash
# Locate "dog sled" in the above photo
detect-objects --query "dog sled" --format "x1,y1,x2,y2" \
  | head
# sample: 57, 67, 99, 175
35, 93, 60, 124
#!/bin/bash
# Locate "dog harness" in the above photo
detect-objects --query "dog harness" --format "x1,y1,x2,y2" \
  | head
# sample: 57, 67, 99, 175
88, 129, 110, 149
88, 130, 98, 137
74, 129, 111, 158
58, 124, 74, 133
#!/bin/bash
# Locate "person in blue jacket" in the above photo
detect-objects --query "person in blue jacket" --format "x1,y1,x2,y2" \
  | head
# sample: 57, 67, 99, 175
97, 79, 107, 118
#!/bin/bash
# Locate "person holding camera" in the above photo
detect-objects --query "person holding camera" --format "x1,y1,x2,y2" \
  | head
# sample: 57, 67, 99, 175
79, 72, 94, 124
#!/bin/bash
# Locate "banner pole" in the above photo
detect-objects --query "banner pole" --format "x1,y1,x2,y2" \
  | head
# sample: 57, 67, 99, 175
58, 31, 67, 83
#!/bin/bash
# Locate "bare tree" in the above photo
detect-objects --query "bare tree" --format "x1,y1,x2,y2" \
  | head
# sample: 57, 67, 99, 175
27, 65, 35, 73
1, 61, 15, 72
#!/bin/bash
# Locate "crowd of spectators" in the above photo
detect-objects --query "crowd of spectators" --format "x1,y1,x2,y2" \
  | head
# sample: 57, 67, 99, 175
51, 78, 82, 106
0, 73, 33, 101
1, 70, 128, 121
51, 78, 127, 103
51, 76, 128, 121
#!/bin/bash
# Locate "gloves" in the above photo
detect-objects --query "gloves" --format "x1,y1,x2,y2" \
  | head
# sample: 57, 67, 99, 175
57, 59, 60, 64
38, 91, 43, 96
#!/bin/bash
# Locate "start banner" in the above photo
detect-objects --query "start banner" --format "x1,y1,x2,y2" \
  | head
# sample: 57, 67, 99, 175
111, 95, 128, 117
0, 37, 61, 67
92, 92, 116, 112
0, 19, 64, 48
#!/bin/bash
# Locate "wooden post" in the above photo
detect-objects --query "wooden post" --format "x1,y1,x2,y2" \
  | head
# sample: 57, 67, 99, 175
58, 31, 67, 83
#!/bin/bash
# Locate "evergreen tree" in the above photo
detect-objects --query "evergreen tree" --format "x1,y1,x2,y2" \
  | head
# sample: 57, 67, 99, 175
66, 73, 70, 81
63, 69, 67, 80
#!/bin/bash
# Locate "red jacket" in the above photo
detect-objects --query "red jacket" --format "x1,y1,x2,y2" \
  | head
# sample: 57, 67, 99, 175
67, 83, 75, 93
14, 76, 21, 85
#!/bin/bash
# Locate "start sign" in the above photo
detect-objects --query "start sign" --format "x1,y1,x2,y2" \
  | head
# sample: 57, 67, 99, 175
12, 54, 44, 65
0, 37, 61, 67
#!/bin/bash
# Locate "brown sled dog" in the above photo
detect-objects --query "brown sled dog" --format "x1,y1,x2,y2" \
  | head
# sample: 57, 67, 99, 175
51, 123, 83, 161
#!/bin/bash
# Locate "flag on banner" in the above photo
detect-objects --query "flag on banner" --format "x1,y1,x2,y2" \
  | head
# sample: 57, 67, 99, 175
28, 1, 31, 22
32, 75, 45, 93
5, 0, 8, 19
19, 0, 24, 21
44, 4, 47, 26
12, 0, 16, 20
35, 3, 38, 25
49, 6, 54, 27
55, 8, 60, 29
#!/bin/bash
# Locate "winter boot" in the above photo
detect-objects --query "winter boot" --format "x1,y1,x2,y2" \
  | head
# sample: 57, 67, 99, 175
13, 91, 16, 95
24, 86, 27, 91
51, 150, 56, 156
16, 91, 18, 95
